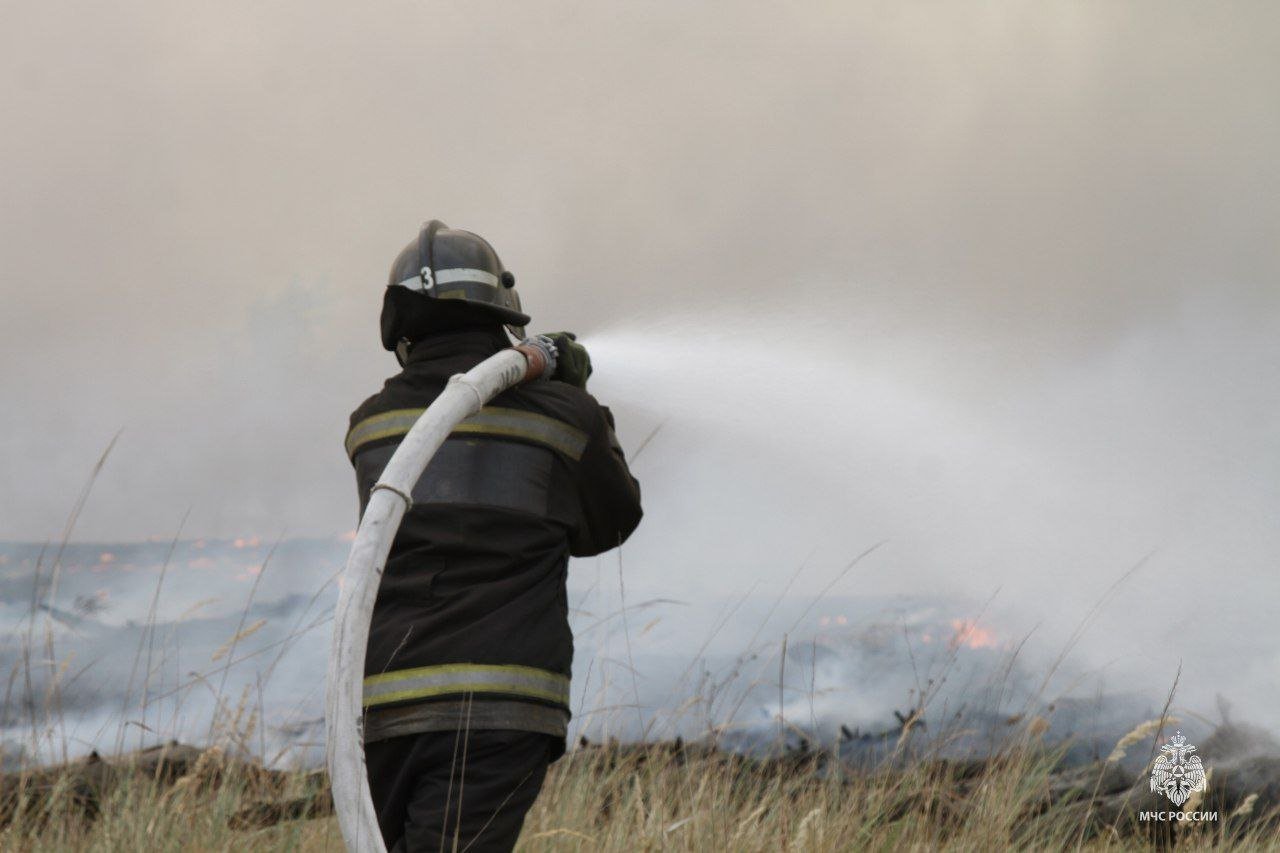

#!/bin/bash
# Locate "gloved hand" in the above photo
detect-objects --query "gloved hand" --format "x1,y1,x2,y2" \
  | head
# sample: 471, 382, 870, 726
546, 332, 592, 388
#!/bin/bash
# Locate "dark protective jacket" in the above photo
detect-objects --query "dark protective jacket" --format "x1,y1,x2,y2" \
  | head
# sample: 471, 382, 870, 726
345, 329, 642, 750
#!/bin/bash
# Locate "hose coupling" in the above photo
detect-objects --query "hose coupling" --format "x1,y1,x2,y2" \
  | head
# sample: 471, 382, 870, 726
514, 334, 558, 383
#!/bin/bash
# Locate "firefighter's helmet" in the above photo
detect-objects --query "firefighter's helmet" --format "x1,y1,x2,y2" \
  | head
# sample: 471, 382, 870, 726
380, 220, 529, 356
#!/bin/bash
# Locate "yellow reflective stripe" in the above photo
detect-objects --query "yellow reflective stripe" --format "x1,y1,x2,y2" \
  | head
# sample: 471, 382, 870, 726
363, 663, 570, 708
344, 409, 424, 458
452, 408, 587, 460
346, 406, 587, 461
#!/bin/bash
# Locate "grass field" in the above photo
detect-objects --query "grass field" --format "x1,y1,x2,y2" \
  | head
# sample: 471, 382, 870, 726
3, 723, 1278, 852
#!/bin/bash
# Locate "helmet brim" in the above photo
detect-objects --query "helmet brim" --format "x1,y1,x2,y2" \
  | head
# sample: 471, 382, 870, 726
477, 302, 531, 327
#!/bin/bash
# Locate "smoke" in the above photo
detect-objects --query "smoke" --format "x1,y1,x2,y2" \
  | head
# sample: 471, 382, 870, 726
582, 293, 1280, 730
2, 2, 1278, 737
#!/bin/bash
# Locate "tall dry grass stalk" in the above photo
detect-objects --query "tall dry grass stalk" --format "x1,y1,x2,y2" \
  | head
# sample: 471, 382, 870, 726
1106, 717, 1179, 765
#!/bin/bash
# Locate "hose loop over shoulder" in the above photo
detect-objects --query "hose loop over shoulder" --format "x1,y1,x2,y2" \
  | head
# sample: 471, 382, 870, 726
329, 347, 536, 853
447, 372, 488, 412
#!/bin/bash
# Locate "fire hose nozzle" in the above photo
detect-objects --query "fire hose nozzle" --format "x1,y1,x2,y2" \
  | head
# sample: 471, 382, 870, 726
514, 334, 558, 383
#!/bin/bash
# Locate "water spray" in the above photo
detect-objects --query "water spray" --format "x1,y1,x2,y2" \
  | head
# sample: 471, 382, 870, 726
325, 339, 554, 853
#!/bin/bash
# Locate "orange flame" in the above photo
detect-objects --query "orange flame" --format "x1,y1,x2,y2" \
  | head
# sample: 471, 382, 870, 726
949, 619, 998, 650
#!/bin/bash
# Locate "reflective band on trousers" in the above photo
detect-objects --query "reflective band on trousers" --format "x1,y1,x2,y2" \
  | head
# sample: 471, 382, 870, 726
362, 663, 571, 709
346, 405, 588, 461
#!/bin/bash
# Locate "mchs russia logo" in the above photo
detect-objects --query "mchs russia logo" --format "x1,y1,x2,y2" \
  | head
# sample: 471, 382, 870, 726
1150, 731, 1208, 806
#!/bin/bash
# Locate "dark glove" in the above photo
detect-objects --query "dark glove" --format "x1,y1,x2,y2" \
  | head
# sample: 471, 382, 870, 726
546, 332, 592, 388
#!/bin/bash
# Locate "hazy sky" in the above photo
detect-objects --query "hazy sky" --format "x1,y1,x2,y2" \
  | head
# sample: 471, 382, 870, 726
3, 3, 1278, 722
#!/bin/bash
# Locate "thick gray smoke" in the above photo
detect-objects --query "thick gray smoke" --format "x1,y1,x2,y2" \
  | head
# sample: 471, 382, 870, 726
2, 2, 1278, 745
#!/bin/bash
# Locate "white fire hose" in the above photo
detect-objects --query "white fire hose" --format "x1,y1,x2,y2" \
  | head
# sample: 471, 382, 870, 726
326, 341, 554, 852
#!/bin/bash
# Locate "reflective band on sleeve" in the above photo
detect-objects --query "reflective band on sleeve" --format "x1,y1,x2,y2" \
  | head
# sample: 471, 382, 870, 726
346, 406, 587, 461
363, 663, 571, 708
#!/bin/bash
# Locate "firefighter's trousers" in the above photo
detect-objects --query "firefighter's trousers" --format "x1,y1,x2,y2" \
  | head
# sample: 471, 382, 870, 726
365, 729, 554, 852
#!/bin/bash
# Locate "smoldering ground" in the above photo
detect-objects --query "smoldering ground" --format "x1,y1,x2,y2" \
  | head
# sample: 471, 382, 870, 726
2, 2, 1278, 756
0, 536, 1257, 772
0, 539, 340, 767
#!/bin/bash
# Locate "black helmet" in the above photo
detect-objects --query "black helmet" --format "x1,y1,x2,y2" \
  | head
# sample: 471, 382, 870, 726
380, 220, 530, 354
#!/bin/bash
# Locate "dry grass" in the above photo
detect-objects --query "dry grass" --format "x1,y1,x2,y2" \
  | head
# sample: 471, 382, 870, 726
0, 753, 339, 851
3, 730, 1279, 852
520, 741, 1280, 852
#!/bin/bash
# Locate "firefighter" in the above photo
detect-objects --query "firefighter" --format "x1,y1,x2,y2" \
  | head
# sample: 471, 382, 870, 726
345, 221, 642, 852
